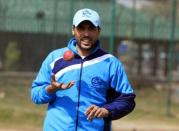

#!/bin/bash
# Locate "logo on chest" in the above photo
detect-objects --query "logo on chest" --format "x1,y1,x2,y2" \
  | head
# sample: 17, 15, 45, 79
91, 77, 105, 88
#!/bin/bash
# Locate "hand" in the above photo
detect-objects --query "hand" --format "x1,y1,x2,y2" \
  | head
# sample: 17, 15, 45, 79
85, 105, 109, 121
47, 73, 75, 93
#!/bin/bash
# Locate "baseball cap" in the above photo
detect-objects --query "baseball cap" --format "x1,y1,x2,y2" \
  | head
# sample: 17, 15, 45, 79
73, 8, 101, 27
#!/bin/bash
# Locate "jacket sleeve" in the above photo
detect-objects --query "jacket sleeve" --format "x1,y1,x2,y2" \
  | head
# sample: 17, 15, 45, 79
31, 53, 56, 104
103, 89, 135, 120
102, 59, 136, 120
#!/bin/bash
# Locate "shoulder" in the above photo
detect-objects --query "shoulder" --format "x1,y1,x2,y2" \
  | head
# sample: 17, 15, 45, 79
92, 48, 123, 66
100, 49, 122, 66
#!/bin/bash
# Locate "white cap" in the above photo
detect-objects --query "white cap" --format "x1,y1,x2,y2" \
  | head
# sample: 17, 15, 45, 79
73, 8, 101, 27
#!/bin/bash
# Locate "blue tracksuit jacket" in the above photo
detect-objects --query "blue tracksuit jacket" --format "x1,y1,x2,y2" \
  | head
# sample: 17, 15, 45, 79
31, 38, 135, 131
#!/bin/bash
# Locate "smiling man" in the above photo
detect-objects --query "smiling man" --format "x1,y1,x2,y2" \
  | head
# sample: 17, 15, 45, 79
31, 8, 136, 131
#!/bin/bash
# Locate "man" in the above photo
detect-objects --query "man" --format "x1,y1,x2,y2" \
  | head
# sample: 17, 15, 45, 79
31, 8, 135, 131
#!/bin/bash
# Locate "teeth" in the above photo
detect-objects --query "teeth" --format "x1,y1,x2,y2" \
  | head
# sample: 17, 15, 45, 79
83, 39, 90, 41
82, 40, 90, 43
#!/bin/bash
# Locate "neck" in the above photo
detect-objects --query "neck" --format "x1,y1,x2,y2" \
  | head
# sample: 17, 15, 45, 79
76, 46, 91, 57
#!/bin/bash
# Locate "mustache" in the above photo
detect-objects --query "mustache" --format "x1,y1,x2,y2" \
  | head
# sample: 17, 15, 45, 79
81, 37, 92, 41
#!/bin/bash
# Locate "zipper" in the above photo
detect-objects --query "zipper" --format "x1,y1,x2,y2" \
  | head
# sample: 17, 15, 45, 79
75, 59, 84, 131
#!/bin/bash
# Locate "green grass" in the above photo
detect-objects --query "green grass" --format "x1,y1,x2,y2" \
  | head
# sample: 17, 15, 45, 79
121, 87, 179, 126
0, 75, 46, 130
0, 74, 179, 130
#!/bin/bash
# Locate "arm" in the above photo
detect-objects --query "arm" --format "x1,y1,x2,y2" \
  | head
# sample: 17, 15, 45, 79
85, 58, 135, 121
103, 59, 136, 120
31, 53, 56, 104
103, 88, 135, 120
84, 90, 135, 121
31, 52, 75, 104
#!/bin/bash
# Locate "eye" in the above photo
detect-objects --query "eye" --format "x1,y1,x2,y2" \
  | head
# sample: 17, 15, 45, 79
76, 25, 85, 31
88, 25, 96, 31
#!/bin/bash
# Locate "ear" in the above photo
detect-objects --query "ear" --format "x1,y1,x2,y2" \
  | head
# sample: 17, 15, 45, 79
97, 27, 101, 35
98, 27, 101, 33
72, 30, 74, 35
72, 26, 75, 35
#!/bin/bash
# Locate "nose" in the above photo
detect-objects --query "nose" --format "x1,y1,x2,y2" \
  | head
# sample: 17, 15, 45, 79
83, 29, 90, 36
83, 28, 90, 36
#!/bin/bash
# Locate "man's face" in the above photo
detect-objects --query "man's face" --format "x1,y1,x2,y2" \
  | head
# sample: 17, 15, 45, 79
72, 21, 100, 52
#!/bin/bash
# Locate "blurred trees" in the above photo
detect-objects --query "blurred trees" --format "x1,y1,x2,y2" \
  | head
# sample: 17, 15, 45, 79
141, 0, 179, 22
142, 0, 170, 17
4, 41, 21, 71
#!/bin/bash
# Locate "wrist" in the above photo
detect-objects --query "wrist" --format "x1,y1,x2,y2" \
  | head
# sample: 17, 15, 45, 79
102, 108, 109, 118
46, 85, 57, 93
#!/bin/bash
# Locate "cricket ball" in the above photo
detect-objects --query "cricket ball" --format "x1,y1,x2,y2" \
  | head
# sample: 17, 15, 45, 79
63, 50, 74, 61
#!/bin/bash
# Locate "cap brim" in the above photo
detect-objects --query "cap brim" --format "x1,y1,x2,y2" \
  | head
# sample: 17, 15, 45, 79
74, 18, 98, 27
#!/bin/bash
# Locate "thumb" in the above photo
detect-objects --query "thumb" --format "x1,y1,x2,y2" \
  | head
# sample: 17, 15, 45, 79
51, 73, 56, 82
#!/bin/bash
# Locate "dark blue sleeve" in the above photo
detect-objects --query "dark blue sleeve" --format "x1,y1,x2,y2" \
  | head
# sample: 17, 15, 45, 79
102, 88, 136, 120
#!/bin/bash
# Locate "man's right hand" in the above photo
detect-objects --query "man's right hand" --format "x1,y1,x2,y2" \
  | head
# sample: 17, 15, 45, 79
46, 73, 75, 93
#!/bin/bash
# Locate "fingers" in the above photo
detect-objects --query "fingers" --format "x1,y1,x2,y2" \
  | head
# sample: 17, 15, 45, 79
50, 74, 75, 91
85, 105, 109, 121
61, 81, 75, 89
51, 73, 56, 82
51, 73, 75, 90
86, 105, 98, 121
94, 108, 103, 118
67, 81, 75, 88
85, 105, 94, 115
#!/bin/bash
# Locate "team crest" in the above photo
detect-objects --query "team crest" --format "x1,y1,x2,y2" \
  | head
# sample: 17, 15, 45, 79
91, 76, 104, 88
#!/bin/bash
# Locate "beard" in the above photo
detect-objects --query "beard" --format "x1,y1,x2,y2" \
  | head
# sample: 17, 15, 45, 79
77, 37, 97, 51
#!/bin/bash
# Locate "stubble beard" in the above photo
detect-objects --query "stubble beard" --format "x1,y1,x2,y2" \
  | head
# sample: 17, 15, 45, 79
77, 41, 97, 52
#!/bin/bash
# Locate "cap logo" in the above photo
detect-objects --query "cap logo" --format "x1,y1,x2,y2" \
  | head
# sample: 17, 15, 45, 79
82, 10, 91, 18
73, 8, 100, 27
